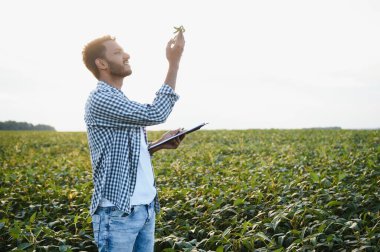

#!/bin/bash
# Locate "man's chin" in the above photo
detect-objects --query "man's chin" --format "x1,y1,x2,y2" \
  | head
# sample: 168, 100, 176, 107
119, 70, 132, 78
124, 70, 132, 77
110, 68, 132, 78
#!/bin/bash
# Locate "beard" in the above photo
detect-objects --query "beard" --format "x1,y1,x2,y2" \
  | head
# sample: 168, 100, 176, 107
107, 59, 132, 77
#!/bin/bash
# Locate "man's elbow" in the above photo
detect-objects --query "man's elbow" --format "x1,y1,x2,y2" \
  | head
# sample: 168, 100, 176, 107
152, 109, 170, 124
155, 114, 168, 124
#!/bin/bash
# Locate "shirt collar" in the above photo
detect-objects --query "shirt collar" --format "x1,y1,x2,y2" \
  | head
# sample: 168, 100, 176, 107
97, 81, 123, 94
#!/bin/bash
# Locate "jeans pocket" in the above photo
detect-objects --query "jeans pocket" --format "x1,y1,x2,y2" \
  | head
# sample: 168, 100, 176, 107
108, 209, 121, 217
91, 214, 100, 245
109, 207, 135, 218
109, 207, 137, 231
123, 206, 135, 216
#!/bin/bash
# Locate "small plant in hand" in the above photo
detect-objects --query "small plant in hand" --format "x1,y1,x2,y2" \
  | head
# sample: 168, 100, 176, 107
173, 25, 185, 34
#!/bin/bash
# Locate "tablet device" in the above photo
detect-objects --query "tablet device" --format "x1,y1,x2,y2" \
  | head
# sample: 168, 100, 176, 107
148, 123, 208, 150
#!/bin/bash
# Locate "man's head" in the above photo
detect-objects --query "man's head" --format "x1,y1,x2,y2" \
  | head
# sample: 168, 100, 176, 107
82, 35, 131, 80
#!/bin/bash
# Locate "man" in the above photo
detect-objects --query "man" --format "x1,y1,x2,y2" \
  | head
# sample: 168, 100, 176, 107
82, 30, 185, 251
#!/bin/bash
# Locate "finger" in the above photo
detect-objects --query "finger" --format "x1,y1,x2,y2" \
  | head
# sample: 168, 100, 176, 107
178, 29, 183, 37
173, 33, 184, 46
177, 30, 185, 41
175, 38, 185, 48
171, 128, 181, 134
164, 131, 173, 138
167, 39, 175, 49
170, 137, 178, 145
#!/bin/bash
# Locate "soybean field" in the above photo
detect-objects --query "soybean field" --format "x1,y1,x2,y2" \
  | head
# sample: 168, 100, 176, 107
0, 130, 379, 251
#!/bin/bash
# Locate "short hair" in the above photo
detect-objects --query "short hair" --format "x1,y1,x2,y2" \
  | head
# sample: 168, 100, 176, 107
82, 35, 115, 79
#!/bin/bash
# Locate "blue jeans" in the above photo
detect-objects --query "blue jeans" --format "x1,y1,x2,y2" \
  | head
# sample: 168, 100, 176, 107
92, 200, 155, 252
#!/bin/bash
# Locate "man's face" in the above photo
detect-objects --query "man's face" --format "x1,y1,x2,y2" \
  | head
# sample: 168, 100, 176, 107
102, 40, 132, 77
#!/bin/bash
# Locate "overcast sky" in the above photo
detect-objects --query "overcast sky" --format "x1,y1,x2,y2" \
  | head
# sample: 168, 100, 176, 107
1, 0, 379, 131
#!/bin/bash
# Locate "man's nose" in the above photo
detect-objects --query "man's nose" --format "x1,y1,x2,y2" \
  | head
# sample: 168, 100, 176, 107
123, 53, 130, 60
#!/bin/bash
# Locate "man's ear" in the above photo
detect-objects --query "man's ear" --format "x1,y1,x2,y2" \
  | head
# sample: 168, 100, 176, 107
95, 58, 107, 70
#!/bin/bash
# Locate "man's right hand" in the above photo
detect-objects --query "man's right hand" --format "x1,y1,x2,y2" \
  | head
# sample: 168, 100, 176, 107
166, 30, 185, 67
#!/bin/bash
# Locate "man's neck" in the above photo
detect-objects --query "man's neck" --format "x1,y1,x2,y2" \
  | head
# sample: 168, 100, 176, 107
99, 76, 124, 90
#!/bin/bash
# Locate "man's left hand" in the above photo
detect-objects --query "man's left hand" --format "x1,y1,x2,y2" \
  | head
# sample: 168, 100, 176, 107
149, 128, 185, 155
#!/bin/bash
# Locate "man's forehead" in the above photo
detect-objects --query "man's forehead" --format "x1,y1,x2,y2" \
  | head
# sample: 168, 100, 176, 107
103, 40, 124, 51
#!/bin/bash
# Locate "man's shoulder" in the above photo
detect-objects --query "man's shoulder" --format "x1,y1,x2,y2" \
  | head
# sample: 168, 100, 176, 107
88, 84, 117, 101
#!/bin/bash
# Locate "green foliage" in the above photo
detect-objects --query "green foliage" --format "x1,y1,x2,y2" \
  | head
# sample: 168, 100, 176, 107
0, 130, 379, 251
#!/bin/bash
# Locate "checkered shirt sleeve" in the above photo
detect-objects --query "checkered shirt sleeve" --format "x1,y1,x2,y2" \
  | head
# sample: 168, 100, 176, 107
86, 82, 179, 127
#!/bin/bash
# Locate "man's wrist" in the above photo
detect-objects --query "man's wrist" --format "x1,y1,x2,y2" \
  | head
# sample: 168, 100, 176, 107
168, 62, 179, 70
164, 65, 178, 90
148, 141, 162, 155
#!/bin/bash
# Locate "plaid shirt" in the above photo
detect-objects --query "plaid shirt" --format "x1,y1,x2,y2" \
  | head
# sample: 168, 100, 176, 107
84, 81, 179, 215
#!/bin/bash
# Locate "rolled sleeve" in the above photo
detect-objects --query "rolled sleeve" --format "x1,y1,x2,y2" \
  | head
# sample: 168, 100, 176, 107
157, 84, 180, 102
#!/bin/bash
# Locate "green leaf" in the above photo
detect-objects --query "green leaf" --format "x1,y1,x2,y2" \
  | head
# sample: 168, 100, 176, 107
310, 172, 319, 183
256, 232, 271, 242
222, 227, 231, 237
86, 216, 92, 224
9, 222, 21, 239
338, 172, 347, 181
59, 245, 71, 252
233, 198, 245, 206
349, 222, 359, 230
301, 227, 307, 239
162, 249, 176, 252
278, 235, 286, 246
326, 201, 343, 207
327, 234, 334, 242
29, 212, 36, 223
18, 243, 32, 250
318, 223, 326, 233
272, 214, 285, 231
216, 246, 224, 252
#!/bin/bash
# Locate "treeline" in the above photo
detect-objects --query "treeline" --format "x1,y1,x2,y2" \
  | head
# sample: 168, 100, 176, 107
303, 127, 342, 130
0, 121, 56, 131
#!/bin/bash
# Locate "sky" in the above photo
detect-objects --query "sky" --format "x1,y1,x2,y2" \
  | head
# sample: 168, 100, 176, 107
1, 0, 379, 131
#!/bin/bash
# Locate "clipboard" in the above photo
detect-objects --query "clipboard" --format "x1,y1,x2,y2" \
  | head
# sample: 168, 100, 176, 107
148, 123, 208, 150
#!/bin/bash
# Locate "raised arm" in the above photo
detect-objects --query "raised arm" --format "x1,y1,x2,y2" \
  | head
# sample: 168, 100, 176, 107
164, 30, 185, 90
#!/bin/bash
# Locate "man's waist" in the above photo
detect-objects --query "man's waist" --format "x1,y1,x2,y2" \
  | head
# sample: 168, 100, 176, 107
98, 198, 155, 211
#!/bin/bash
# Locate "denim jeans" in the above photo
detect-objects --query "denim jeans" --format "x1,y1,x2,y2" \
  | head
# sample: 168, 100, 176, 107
92, 199, 155, 252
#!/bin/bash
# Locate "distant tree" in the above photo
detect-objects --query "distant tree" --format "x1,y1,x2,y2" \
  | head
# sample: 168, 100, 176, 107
0, 121, 56, 131
303, 126, 342, 130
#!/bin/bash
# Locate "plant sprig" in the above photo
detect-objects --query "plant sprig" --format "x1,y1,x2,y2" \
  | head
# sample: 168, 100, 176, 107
173, 25, 185, 34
